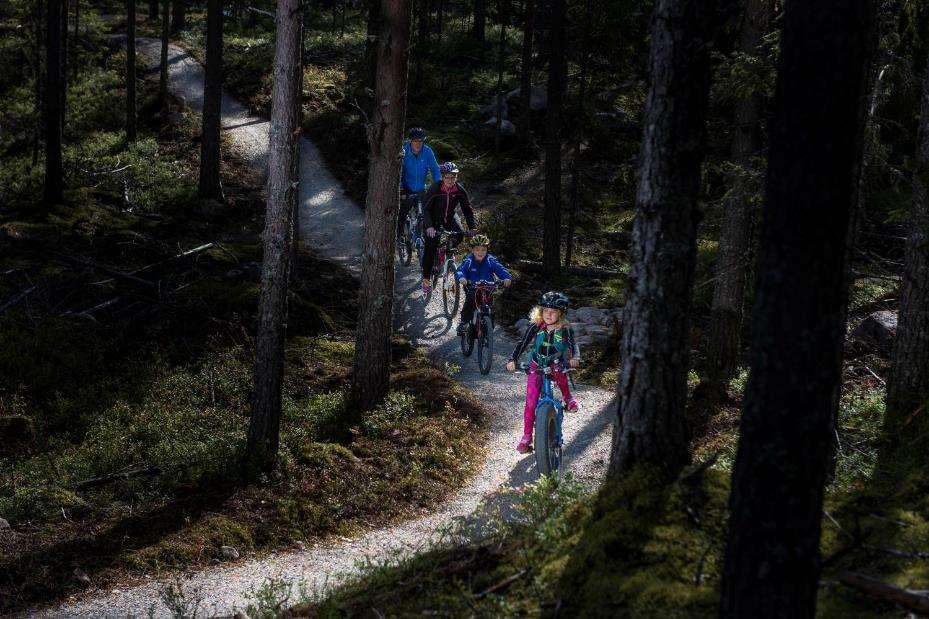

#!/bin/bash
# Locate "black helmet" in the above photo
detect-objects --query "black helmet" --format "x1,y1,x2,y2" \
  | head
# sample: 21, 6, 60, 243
540, 291, 570, 311
408, 127, 427, 140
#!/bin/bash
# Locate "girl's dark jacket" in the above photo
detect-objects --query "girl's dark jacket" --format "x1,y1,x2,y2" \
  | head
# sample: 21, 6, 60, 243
422, 181, 476, 231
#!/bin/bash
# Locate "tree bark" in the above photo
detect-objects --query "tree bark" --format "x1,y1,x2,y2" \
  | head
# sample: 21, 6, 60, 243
170, 0, 185, 33
704, 0, 772, 392
44, 0, 64, 205
607, 0, 735, 479
351, 0, 411, 412
198, 0, 224, 200
32, 0, 43, 168
127, 0, 137, 142
541, 0, 566, 276
493, 6, 507, 154
61, 0, 68, 123
518, 0, 534, 146
472, 0, 485, 43
564, 0, 592, 268
148, 0, 158, 19
73, 0, 79, 38
159, 0, 169, 111
364, 0, 381, 95
719, 1, 877, 616
885, 54, 929, 432
246, 0, 303, 475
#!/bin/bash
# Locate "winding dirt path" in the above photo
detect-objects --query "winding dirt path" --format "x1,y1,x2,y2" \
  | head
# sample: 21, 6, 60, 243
32, 39, 616, 618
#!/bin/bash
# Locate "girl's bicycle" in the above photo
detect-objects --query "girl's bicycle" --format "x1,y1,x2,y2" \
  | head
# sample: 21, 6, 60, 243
519, 361, 574, 475
424, 229, 462, 318
459, 280, 499, 375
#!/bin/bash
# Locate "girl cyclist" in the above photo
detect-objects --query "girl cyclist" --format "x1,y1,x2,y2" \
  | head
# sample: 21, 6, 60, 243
506, 291, 581, 454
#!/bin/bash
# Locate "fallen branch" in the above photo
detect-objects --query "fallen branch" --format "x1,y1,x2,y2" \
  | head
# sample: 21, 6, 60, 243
71, 465, 160, 490
838, 571, 929, 615
0, 286, 36, 314
477, 570, 526, 598
864, 545, 929, 560
515, 260, 624, 278
53, 252, 159, 292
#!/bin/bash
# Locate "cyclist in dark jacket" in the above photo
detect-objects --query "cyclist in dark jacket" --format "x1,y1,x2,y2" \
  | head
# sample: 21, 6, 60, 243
421, 162, 476, 292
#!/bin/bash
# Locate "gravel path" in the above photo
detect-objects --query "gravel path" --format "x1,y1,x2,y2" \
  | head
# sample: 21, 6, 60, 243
29, 39, 616, 618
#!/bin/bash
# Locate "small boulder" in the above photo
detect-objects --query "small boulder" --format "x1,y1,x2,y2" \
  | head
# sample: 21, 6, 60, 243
482, 117, 517, 136
220, 545, 240, 561
575, 306, 606, 324
73, 567, 91, 588
514, 318, 530, 333
585, 325, 614, 344
507, 85, 548, 111
478, 100, 508, 119
852, 310, 897, 352
0, 517, 10, 530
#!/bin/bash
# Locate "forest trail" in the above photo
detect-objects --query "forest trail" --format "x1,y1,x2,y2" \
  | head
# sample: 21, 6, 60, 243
35, 39, 616, 618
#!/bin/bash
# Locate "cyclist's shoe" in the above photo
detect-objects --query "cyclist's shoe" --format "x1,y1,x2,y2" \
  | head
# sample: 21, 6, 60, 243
516, 435, 533, 454
566, 398, 579, 412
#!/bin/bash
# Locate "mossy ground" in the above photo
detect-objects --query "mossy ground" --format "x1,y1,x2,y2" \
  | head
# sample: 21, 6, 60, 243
0, 13, 486, 613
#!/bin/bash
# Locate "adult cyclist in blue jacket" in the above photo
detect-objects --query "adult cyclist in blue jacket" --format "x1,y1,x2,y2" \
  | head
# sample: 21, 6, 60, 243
455, 234, 512, 336
399, 127, 443, 238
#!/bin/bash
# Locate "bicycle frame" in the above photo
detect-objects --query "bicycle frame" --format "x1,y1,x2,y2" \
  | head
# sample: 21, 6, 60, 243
469, 282, 498, 334
535, 366, 565, 452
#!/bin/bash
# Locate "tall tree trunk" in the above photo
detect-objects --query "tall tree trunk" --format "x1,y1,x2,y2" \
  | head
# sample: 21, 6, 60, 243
170, 0, 185, 33
44, 0, 63, 205
74, 0, 79, 38
60, 0, 68, 126
719, 1, 877, 615
32, 0, 43, 168
541, 0, 566, 276
564, 0, 592, 268
885, 55, 929, 433
159, 0, 169, 111
364, 0, 382, 96
351, 0, 412, 412
607, 0, 735, 478
493, 8, 507, 154
704, 0, 772, 392
199, 0, 224, 199
246, 0, 304, 475
472, 0, 485, 43
127, 0, 137, 142
519, 0, 534, 146
148, 0, 158, 19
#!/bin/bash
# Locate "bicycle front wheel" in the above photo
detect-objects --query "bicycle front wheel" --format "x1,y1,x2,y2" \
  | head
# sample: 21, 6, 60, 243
477, 315, 493, 375
442, 263, 460, 318
534, 403, 561, 476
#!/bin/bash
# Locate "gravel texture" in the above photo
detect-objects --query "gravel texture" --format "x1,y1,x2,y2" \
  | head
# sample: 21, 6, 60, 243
28, 40, 616, 618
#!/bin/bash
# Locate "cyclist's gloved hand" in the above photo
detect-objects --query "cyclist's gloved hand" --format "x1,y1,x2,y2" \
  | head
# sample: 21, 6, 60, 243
506, 361, 516, 373
426, 227, 437, 238
459, 277, 469, 286
569, 358, 580, 369
502, 279, 512, 288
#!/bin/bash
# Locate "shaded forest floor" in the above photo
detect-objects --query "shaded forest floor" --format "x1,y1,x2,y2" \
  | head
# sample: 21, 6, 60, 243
0, 18, 486, 614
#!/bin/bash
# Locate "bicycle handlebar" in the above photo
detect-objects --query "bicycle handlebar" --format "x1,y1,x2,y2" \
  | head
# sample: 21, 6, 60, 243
518, 362, 576, 376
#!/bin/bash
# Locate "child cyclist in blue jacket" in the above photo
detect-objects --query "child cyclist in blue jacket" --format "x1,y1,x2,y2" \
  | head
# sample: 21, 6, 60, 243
455, 234, 512, 336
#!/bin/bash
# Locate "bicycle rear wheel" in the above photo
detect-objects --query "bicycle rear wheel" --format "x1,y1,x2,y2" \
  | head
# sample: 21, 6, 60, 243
460, 321, 474, 357
477, 315, 493, 375
397, 219, 413, 266
533, 403, 561, 475
442, 263, 460, 318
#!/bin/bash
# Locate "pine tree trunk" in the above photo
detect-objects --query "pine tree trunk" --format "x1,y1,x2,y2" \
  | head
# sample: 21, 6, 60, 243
199, 0, 224, 200
541, 0, 566, 276
74, 0, 79, 38
127, 0, 137, 142
32, 0, 43, 168
351, 0, 412, 412
607, 0, 735, 479
472, 0, 485, 43
148, 0, 158, 19
60, 0, 68, 125
159, 0, 169, 110
519, 0, 534, 146
493, 13, 506, 153
885, 56, 929, 432
246, 0, 303, 475
719, 1, 877, 615
564, 0, 592, 268
704, 0, 772, 392
44, 0, 63, 205
170, 0, 185, 33
365, 0, 381, 95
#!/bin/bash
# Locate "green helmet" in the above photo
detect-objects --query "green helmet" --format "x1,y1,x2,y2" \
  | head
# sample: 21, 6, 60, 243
469, 234, 490, 248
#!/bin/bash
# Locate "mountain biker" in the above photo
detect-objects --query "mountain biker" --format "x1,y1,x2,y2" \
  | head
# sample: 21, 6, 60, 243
455, 234, 513, 337
506, 291, 581, 454
399, 127, 443, 238
421, 161, 476, 293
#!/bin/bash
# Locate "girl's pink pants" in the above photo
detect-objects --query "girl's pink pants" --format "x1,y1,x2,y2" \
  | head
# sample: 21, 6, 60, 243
522, 361, 574, 438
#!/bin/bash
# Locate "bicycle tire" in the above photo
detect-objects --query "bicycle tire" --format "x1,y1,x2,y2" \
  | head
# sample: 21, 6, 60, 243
442, 263, 460, 318
478, 315, 493, 375
534, 403, 561, 476
460, 322, 474, 357
397, 220, 413, 266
